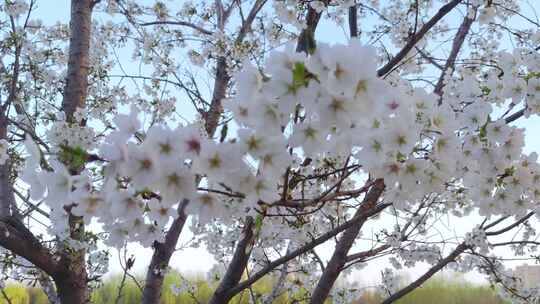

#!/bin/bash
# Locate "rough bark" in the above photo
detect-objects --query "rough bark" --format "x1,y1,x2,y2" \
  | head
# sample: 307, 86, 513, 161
309, 179, 385, 304
0, 218, 58, 275
62, 0, 94, 123
204, 57, 229, 137
0, 117, 14, 218
141, 202, 188, 304
208, 218, 255, 304
54, 268, 89, 304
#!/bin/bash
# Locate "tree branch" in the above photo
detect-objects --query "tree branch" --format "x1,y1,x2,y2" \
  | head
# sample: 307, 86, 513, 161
139, 20, 213, 35
309, 179, 385, 304
209, 217, 256, 304
377, 0, 462, 77
0, 218, 58, 276
349, 2, 358, 38
381, 242, 468, 304
223, 186, 389, 299
141, 201, 189, 304
434, 7, 476, 96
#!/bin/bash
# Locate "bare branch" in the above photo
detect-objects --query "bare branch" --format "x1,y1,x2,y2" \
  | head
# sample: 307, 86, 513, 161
434, 7, 476, 96
139, 20, 213, 35
349, 1, 358, 38
381, 243, 468, 304
377, 0, 462, 77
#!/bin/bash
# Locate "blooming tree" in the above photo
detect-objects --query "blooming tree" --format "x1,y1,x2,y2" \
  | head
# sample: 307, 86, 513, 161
1, 0, 540, 303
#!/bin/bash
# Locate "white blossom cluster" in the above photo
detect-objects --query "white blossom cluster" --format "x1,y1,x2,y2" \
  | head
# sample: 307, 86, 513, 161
19, 37, 540, 256
380, 268, 400, 296
3, 0, 29, 18
465, 227, 490, 254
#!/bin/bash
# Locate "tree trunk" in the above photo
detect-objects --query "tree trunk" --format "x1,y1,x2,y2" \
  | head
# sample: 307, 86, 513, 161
208, 218, 255, 304
55, 270, 88, 304
141, 204, 188, 304
62, 0, 94, 123
53, 0, 95, 302
310, 179, 385, 304
204, 57, 229, 137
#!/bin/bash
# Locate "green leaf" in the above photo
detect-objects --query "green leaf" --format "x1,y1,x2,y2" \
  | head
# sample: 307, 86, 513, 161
291, 62, 308, 92
59, 145, 88, 169
255, 214, 264, 231
525, 71, 540, 81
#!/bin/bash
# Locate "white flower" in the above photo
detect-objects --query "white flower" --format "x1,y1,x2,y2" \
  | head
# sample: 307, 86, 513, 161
383, 117, 419, 154
429, 104, 458, 134
478, 6, 496, 25
21, 167, 46, 201
49, 208, 70, 239
103, 223, 128, 248
154, 162, 196, 206
145, 126, 184, 164
234, 61, 263, 102
486, 120, 512, 144
113, 105, 140, 138
238, 129, 287, 159
309, 1, 326, 13
502, 76, 526, 103
245, 176, 279, 205
43, 160, 74, 208
99, 131, 129, 162
5, 0, 29, 17
24, 136, 41, 167
460, 102, 491, 130
147, 198, 175, 227
108, 190, 144, 221
177, 125, 204, 158
192, 142, 243, 182
186, 193, 224, 224
71, 191, 104, 224
20, 137, 49, 200
124, 143, 160, 190
258, 149, 292, 179
289, 121, 327, 156
316, 93, 355, 130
